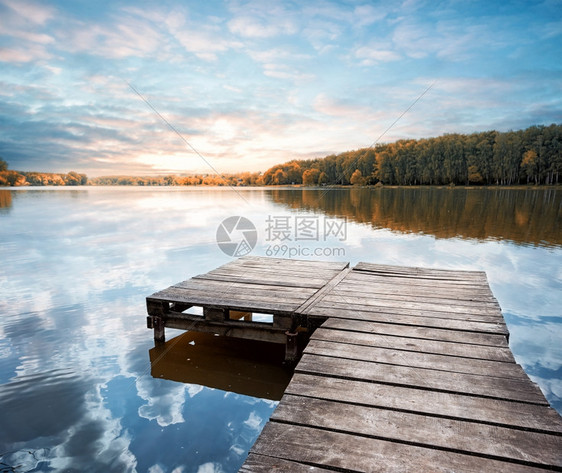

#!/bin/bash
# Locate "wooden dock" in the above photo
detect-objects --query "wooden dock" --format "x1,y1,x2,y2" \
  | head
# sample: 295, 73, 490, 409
146, 256, 562, 472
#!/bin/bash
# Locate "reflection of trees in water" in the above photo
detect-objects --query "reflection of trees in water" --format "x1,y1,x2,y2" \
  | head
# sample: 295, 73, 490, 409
0, 189, 12, 210
269, 188, 562, 248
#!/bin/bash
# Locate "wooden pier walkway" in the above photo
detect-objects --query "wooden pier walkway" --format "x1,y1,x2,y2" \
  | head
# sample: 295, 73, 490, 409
146, 256, 562, 472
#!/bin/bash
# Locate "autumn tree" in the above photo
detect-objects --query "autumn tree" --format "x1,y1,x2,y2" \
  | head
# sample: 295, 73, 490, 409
520, 150, 539, 184
302, 168, 320, 186
317, 171, 328, 185
350, 169, 366, 185
468, 165, 484, 184
65, 171, 86, 185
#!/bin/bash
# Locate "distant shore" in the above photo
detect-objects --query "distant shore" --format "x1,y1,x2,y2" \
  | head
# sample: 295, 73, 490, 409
2, 183, 560, 190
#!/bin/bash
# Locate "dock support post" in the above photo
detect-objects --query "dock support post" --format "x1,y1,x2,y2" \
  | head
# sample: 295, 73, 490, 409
154, 316, 165, 342
146, 300, 169, 343
147, 315, 165, 342
285, 330, 299, 363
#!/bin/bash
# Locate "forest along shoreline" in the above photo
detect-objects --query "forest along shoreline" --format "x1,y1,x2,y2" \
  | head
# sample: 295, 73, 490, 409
1, 123, 561, 187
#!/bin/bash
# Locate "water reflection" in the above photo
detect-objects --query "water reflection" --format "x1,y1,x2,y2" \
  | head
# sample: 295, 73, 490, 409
149, 333, 292, 401
270, 187, 562, 247
0, 189, 11, 211
0, 187, 560, 472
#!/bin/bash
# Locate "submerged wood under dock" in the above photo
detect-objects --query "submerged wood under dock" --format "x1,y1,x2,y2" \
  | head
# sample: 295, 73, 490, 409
146, 256, 562, 472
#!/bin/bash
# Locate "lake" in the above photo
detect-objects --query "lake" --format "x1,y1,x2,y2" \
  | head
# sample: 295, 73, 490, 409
0, 186, 560, 472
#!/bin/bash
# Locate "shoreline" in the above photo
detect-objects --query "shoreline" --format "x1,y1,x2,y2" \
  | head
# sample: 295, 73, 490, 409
2, 184, 561, 190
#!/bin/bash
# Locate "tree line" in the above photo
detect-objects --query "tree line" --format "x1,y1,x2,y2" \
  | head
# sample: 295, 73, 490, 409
88, 172, 262, 187
0, 159, 87, 186
1, 123, 561, 187
261, 123, 562, 186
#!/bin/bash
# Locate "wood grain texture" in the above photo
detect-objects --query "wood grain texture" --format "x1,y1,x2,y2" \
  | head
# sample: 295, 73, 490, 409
318, 318, 509, 345
304, 339, 525, 378
250, 422, 555, 473
296, 353, 546, 404
272, 394, 562, 468
310, 327, 515, 362
240, 454, 334, 472
145, 257, 562, 472
286, 373, 562, 434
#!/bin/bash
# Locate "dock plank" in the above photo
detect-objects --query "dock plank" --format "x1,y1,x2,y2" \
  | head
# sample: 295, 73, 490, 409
148, 290, 299, 314
239, 255, 348, 270
317, 293, 502, 315
311, 327, 515, 361
240, 454, 333, 472
296, 353, 546, 404
305, 303, 505, 323
319, 317, 509, 344
272, 394, 562, 468
286, 373, 562, 434
193, 272, 328, 289
173, 278, 318, 295
167, 284, 313, 302
305, 339, 526, 378
250, 422, 554, 473
295, 267, 352, 315
354, 261, 488, 278
331, 285, 500, 307
343, 270, 493, 289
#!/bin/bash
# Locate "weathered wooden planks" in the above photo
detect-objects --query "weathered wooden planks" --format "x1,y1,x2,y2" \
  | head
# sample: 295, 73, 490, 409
145, 257, 562, 472
305, 339, 526, 378
296, 353, 546, 404
239, 454, 334, 472
295, 267, 351, 315
318, 318, 509, 344
146, 257, 351, 359
272, 394, 562, 468
310, 327, 515, 361
249, 423, 557, 473
286, 373, 562, 434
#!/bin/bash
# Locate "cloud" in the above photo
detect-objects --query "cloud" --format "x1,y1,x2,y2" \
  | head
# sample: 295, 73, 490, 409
0, 0, 56, 63
0, 0, 55, 25
355, 45, 401, 65
197, 463, 225, 473
57, 17, 164, 59
242, 411, 263, 431
229, 15, 296, 38
0, 46, 50, 63
171, 26, 241, 62
262, 63, 315, 82
227, 1, 298, 38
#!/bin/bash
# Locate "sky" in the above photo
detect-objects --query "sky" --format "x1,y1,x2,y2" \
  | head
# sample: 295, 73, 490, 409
0, 0, 561, 177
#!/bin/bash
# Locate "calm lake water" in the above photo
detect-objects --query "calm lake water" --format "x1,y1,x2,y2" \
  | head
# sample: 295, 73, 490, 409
1, 186, 561, 472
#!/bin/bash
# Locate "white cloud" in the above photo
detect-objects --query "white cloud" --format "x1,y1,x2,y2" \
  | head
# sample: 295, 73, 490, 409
229, 15, 295, 38
136, 377, 190, 427
171, 27, 241, 62
59, 17, 164, 59
0, 0, 55, 62
243, 411, 263, 430
197, 463, 225, 473
227, 1, 298, 38
355, 45, 401, 65
1, 0, 55, 25
353, 4, 388, 27
0, 46, 50, 63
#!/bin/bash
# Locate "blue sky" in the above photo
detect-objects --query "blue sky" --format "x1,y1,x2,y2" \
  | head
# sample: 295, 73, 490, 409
0, 0, 561, 176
